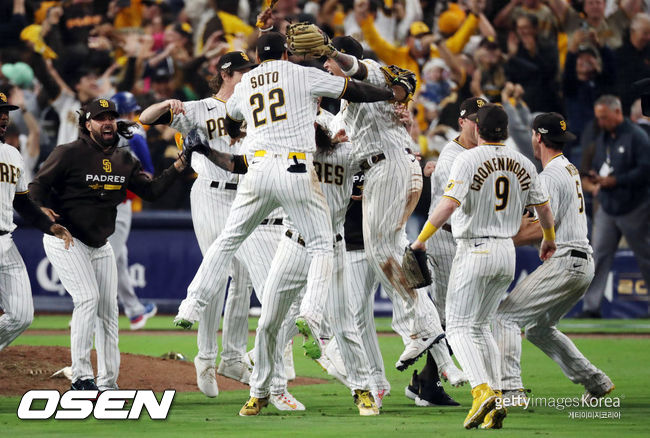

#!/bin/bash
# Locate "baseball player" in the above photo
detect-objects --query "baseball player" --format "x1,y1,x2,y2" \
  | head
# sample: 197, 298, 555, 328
323, 37, 444, 373
493, 113, 614, 404
109, 91, 157, 330
29, 98, 187, 391
0, 94, 73, 351
171, 32, 411, 416
411, 104, 556, 429
139, 51, 260, 396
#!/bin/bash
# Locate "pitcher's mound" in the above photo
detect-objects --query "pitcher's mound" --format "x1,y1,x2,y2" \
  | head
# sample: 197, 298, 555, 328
0, 345, 327, 396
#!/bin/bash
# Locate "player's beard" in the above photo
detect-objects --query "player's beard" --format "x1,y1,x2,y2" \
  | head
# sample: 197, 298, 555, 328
91, 126, 117, 148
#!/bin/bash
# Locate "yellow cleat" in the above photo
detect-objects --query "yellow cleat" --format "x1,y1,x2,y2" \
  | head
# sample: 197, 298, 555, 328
239, 396, 269, 416
463, 383, 497, 429
481, 391, 507, 429
354, 389, 380, 416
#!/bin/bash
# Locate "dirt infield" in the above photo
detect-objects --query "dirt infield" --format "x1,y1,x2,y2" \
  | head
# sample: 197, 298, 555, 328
0, 345, 327, 397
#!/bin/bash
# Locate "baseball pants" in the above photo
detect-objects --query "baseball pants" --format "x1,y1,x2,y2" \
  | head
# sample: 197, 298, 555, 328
494, 253, 599, 390
251, 234, 371, 397
425, 227, 457, 326
0, 234, 33, 351
107, 200, 145, 319
582, 200, 650, 313
190, 177, 251, 364
180, 154, 333, 331
446, 238, 515, 389
43, 235, 119, 389
362, 149, 436, 338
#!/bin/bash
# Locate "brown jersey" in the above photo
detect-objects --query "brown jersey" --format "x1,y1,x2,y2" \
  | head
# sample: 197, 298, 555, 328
29, 133, 180, 247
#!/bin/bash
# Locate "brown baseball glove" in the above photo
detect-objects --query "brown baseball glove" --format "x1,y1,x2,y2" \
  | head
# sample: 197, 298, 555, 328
380, 65, 417, 103
286, 22, 335, 58
402, 245, 433, 289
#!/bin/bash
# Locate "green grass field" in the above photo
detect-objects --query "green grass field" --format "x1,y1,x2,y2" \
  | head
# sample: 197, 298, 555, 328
1, 316, 648, 437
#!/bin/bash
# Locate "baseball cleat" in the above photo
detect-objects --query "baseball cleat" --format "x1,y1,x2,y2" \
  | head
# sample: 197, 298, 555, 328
441, 366, 468, 387
353, 389, 379, 416
270, 392, 305, 411
415, 382, 460, 407
396, 337, 435, 371
194, 357, 218, 398
584, 373, 615, 399
502, 388, 529, 407
315, 353, 350, 387
130, 303, 157, 330
464, 383, 497, 429
405, 369, 420, 400
70, 378, 99, 391
239, 396, 269, 416
481, 406, 507, 429
295, 317, 323, 360
217, 360, 251, 385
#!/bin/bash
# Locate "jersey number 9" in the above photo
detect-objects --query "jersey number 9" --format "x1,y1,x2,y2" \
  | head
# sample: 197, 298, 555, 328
250, 88, 287, 127
495, 176, 510, 211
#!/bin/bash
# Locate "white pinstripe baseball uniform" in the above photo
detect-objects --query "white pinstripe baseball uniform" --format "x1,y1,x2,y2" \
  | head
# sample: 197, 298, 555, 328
0, 143, 33, 351
494, 153, 605, 391
250, 134, 376, 397
340, 59, 437, 339
175, 60, 347, 355
169, 96, 255, 369
443, 143, 548, 390
426, 139, 466, 325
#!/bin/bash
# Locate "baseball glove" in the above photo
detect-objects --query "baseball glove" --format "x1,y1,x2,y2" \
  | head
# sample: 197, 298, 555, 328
380, 65, 417, 103
402, 245, 432, 290
181, 128, 210, 168
286, 22, 335, 58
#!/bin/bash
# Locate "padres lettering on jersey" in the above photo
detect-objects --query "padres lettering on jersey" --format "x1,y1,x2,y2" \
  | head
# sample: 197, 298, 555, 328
170, 97, 239, 183
444, 144, 548, 239
0, 143, 28, 232
226, 60, 346, 153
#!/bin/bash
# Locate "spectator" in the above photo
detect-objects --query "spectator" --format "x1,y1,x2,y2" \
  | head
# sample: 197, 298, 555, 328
505, 14, 561, 113
578, 95, 650, 318
494, 0, 560, 46
547, 0, 641, 49
1, 84, 39, 182
615, 13, 650, 116
471, 36, 507, 102
500, 81, 541, 170
0, 0, 29, 49
563, 39, 616, 147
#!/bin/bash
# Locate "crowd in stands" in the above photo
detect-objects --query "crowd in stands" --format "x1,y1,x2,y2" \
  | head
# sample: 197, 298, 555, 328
0, 0, 648, 215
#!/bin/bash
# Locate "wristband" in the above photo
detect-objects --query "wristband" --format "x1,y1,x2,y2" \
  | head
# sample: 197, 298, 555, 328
542, 226, 555, 241
417, 221, 438, 243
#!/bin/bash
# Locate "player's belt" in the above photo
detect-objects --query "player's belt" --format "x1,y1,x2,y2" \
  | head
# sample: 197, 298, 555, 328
359, 153, 386, 171
441, 223, 452, 232
570, 250, 588, 260
285, 230, 306, 246
254, 150, 306, 160
210, 181, 238, 190
261, 218, 284, 226
0, 230, 8, 236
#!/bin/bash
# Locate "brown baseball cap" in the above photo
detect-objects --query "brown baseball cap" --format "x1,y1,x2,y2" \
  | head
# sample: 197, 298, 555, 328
459, 96, 488, 119
533, 112, 576, 143
84, 98, 119, 120
217, 51, 257, 72
0, 92, 19, 111
470, 103, 508, 135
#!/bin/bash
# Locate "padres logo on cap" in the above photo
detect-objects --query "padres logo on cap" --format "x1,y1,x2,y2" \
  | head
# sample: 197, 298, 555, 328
99, 99, 109, 108
241, 52, 250, 61
560, 120, 567, 131
477, 99, 485, 107
0, 93, 7, 103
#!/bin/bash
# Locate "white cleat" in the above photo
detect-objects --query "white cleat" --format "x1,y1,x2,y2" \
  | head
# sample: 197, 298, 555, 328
194, 356, 218, 397
396, 337, 435, 371
283, 341, 296, 381
502, 389, 529, 407
217, 360, 251, 385
441, 365, 468, 387
270, 391, 305, 411
584, 373, 615, 399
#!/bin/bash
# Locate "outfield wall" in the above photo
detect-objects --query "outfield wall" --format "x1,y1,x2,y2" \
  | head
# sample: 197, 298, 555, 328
12, 211, 648, 318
